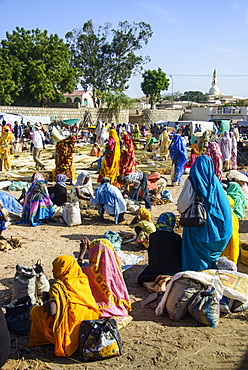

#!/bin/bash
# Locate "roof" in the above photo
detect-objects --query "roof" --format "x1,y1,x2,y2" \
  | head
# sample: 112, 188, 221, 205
64, 90, 91, 96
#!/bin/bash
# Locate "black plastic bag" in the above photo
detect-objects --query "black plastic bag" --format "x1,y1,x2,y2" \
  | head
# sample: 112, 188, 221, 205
3, 296, 32, 334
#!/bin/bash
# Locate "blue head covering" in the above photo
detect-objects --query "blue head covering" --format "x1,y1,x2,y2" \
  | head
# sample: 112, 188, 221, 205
170, 134, 188, 163
56, 174, 67, 188
156, 212, 176, 232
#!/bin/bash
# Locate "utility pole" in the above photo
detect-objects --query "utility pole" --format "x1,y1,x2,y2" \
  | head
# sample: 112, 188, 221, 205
170, 75, 173, 107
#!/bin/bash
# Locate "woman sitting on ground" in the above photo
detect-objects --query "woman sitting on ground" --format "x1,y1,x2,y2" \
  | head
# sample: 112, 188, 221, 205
129, 208, 156, 248
29, 255, 99, 357
19, 173, 55, 226
78, 237, 131, 319
70, 171, 94, 209
48, 174, 67, 206
138, 212, 182, 285
226, 181, 247, 219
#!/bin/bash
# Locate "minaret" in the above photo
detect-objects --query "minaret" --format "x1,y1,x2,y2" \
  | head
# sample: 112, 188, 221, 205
209, 69, 221, 98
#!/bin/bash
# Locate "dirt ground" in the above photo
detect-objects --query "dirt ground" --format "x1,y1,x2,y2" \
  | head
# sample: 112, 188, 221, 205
1, 159, 248, 369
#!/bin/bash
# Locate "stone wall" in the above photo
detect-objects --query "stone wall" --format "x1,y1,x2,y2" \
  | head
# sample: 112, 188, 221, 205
141, 109, 184, 124
0, 106, 129, 125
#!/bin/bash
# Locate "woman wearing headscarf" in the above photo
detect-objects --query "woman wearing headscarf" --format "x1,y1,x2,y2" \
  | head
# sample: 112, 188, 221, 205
48, 174, 67, 207
29, 255, 99, 357
78, 237, 131, 318
129, 208, 156, 248
219, 131, 232, 171
120, 131, 136, 176
177, 155, 232, 271
205, 142, 223, 181
70, 171, 94, 209
132, 123, 140, 140
53, 135, 77, 182
19, 173, 55, 226
230, 131, 238, 170
0, 126, 14, 171
221, 195, 240, 264
159, 128, 171, 160
138, 212, 182, 285
226, 170, 248, 205
98, 129, 120, 183
227, 182, 246, 219
169, 134, 188, 186
197, 130, 210, 155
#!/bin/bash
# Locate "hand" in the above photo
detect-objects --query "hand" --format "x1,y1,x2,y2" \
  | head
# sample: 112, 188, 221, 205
42, 291, 50, 303
80, 237, 90, 253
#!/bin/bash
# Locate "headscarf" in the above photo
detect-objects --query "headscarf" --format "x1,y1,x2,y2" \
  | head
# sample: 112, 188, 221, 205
32, 173, 44, 182
156, 212, 176, 232
100, 129, 121, 183
56, 174, 67, 188
205, 142, 223, 181
227, 182, 247, 219
83, 239, 131, 317
138, 208, 151, 221
74, 171, 93, 195
170, 134, 188, 163
0, 126, 14, 145
43, 255, 99, 356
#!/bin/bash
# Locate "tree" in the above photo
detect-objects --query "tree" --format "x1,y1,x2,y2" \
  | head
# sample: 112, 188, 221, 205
140, 68, 169, 109
66, 20, 153, 107
100, 90, 135, 122
0, 27, 79, 106
163, 91, 182, 101
181, 91, 208, 103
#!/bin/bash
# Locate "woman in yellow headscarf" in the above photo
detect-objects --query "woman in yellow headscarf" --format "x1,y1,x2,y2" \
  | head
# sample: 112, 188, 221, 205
29, 255, 99, 357
129, 208, 156, 248
98, 129, 120, 183
0, 126, 14, 171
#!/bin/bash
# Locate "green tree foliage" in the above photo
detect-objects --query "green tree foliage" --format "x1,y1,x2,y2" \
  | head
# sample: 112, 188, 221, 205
163, 91, 182, 101
181, 90, 208, 103
0, 27, 79, 106
66, 20, 153, 107
140, 68, 169, 109
101, 90, 135, 122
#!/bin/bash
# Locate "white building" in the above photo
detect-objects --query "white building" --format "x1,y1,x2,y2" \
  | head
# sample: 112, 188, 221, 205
64, 90, 94, 107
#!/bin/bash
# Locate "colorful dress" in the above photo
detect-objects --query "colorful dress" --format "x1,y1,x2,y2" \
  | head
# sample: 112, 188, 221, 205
129, 208, 156, 248
205, 142, 223, 181
29, 255, 99, 357
83, 239, 131, 318
169, 134, 188, 185
159, 129, 171, 159
53, 136, 77, 181
98, 129, 120, 183
120, 132, 136, 176
19, 180, 55, 226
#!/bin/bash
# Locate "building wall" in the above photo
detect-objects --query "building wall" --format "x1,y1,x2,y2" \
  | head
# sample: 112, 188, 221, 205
183, 106, 248, 122
0, 106, 129, 125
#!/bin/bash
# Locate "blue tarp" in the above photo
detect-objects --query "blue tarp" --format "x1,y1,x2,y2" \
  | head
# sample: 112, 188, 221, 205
0, 191, 22, 214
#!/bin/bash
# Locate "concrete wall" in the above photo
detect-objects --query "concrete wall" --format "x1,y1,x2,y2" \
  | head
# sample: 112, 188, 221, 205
0, 106, 129, 125
183, 106, 248, 123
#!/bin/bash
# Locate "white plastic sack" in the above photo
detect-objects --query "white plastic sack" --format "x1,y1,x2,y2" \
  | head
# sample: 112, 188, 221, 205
62, 202, 81, 227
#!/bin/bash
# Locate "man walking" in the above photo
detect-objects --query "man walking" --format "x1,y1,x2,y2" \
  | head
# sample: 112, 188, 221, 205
32, 122, 45, 170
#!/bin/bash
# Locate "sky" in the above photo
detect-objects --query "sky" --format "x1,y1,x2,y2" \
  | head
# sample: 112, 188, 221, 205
1, 0, 248, 98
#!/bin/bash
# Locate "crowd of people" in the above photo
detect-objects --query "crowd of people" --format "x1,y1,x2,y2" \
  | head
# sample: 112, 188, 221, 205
0, 117, 248, 365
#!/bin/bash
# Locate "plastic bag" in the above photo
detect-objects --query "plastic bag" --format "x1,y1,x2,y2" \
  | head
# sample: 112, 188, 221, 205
12, 264, 36, 305
62, 202, 81, 227
4, 296, 32, 334
79, 319, 122, 362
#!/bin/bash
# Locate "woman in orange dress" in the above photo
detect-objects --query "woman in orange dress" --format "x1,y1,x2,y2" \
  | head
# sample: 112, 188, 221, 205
120, 131, 136, 176
29, 255, 99, 357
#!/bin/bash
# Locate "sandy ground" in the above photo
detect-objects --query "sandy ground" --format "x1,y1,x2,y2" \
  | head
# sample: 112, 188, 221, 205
1, 149, 248, 370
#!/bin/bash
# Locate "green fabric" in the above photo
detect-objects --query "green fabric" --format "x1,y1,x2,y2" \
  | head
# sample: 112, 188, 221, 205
227, 182, 247, 219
